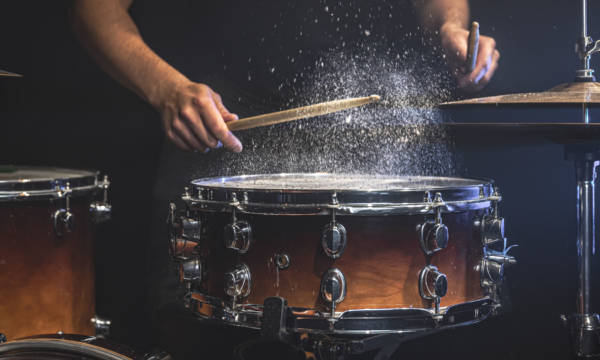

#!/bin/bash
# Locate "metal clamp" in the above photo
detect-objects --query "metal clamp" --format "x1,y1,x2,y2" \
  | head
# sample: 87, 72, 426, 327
53, 183, 74, 236
90, 175, 112, 224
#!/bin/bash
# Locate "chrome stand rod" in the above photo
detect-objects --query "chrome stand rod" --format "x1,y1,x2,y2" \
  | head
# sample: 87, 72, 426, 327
576, 159, 595, 316
567, 147, 600, 359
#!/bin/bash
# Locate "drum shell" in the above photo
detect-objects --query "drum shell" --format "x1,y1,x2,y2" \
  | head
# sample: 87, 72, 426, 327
0, 197, 95, 339
196, 209, 485, 312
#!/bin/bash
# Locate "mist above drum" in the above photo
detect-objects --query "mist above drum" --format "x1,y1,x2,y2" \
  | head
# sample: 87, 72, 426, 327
168, 173, 516, 336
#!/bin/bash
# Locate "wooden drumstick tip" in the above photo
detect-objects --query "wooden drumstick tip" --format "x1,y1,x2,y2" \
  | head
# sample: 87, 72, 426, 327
369, 94, 381, 102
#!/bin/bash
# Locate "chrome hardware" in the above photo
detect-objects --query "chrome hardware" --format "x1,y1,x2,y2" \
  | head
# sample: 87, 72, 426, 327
53, 183, 74, 236
475, 187, 504, 246
418, 221, 449, 255
91, 316, 111, 337
322, 220, 347, 259
274, 253, 291, 270
0, 333, 5, 344
418, 195, 449, 255
90, 175, 111, 224
479, 240, 517, 288
168, 203, 201, 260
419, 265, 448, 301
320, 268, 347, 316
224, 210, 252, 253
180, 259, 202, 282
225, 263, 252, 300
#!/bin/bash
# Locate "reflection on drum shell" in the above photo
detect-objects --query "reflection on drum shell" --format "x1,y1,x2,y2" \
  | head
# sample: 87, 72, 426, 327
0, 198, 95, 339
198, 211, 484, 312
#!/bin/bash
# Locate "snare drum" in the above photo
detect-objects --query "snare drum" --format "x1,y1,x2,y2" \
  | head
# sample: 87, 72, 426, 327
0, 166, 111, 340
168, 174, 515, 337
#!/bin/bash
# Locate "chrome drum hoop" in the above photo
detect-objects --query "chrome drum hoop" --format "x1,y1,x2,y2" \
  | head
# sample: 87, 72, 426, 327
0, 166, 102, 201
184, 173, 495, 216
187, 293, 495, 336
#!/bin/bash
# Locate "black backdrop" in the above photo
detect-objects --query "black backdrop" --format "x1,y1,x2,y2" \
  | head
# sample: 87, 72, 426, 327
1, 1, 600, 359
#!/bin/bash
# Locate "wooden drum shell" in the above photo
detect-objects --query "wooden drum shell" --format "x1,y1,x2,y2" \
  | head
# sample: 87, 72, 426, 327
198, 210, 485, 312
0, 197, 95, 339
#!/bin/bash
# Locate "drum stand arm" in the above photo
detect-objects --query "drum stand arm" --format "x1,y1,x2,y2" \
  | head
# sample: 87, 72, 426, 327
565, 145, 600, 359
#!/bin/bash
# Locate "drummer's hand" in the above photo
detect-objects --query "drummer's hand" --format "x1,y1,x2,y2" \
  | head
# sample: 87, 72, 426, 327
440, 23, 500, 92
157, 80, 242, 153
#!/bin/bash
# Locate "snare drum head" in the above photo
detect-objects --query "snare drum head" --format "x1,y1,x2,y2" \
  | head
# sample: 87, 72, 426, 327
188, 173, 494, 215
0, 166, 98, 200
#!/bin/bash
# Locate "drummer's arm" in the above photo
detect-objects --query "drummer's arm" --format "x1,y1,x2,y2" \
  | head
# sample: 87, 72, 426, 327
70, 0, 242, 152
412, 0, 500, 92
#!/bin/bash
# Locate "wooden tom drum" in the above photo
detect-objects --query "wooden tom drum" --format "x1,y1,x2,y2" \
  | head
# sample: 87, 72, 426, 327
169, 174, 515, 336
0, 166, 111, 340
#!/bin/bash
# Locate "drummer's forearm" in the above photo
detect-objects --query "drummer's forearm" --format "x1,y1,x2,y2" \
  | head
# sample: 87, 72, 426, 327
70, 0, 189, 109
412, 0, 469, 32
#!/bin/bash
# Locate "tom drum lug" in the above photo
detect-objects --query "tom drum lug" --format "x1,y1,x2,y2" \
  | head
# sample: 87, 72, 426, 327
419, 201, 449, 255
90, 175, 112, 224
53, 183, 75, 237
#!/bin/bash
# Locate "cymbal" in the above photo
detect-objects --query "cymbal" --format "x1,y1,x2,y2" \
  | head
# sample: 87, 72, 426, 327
0, 69, 22, 78
443, 122, 600, 145
441, 82, 600, 106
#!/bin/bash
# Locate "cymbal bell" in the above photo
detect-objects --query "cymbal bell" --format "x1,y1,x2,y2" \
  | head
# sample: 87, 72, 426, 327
441, 82, 600, 106
0, 69, 22, 78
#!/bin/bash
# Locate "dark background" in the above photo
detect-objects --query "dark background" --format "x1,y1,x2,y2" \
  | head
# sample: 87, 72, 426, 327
1, 0, 599, 359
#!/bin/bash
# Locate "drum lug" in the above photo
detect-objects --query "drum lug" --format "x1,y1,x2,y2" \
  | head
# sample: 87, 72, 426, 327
479, 239, 517, 290
180, 258, 203, 282
475, 187, 504, 246
90, 175, 112, 224
53, 183, 74, 236
168, 203, 201, 260
90, 316, 111, 337
322, 212, 347, 259
418, 199, 449, 255
0, 334, 6, 344
419, 265, 448, 314
320, 268, 347, 317
224, 209, 253, 253
225, 263, 252, 303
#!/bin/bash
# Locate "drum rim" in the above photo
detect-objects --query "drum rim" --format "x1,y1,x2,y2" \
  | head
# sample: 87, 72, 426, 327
185, 173, 496, 215
187, 293, 494, 335
0, 337, 133, 360
0, 166, 99, 201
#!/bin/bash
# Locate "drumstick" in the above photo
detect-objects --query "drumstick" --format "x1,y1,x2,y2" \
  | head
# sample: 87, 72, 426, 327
465, 21, 480, 73
227, 95, 381, 131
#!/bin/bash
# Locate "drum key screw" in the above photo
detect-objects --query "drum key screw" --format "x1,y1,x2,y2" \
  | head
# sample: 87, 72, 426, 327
53, 182, 75, 237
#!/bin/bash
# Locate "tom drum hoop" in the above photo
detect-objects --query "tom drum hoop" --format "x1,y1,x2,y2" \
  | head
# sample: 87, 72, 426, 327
0, 166, 111, 340
168, 173, 515, 337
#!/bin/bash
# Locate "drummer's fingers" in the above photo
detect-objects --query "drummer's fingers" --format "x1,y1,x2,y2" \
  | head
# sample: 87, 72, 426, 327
468, 36, 496, 84
195, 96, 243, 153
172, 117, 205, 151
473, 50, 500, 91
179, 105, 218, 148
211, 90, 239, 123
165, 126, 192, 152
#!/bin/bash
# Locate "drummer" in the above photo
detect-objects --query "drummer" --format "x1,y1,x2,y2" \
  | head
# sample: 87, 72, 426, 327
71, 0, 499, 154
70, 0, 499, 354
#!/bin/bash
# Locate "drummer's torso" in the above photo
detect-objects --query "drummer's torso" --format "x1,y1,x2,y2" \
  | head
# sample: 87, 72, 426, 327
130, 0, 420, 109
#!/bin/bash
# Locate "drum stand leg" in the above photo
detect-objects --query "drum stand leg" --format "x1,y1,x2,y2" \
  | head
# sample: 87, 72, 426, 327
565, 145, 600, 359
